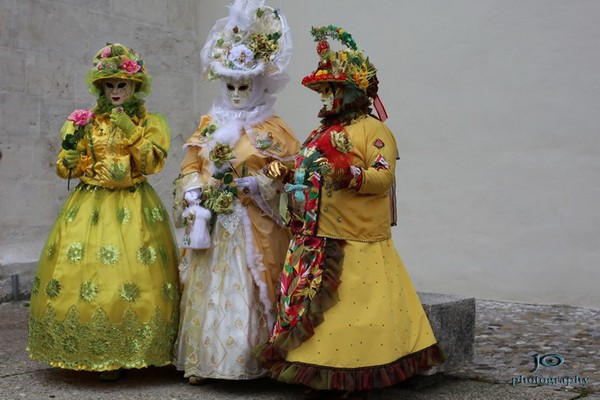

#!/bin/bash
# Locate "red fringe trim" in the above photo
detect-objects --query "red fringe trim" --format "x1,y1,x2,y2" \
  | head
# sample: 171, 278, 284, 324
268, 344, 445, 391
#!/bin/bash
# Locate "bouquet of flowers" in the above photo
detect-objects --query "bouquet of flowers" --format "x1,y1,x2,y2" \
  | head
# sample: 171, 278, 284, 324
62, 109, 93, 189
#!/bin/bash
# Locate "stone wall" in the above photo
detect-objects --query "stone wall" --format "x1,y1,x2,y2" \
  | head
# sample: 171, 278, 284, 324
0, 0, 201, 259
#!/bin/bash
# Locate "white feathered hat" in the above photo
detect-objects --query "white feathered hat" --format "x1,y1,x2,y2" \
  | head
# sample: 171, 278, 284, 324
200, 0, 292, 92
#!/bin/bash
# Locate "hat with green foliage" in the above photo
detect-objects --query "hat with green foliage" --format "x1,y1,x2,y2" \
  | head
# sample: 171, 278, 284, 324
302, 26, 377, 96
86, 43, 151, 98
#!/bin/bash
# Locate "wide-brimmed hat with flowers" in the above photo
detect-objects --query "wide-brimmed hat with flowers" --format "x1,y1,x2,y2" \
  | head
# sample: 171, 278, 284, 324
200, 0, 292, 88
86, 43, 151, 98
302, 26, 378, 95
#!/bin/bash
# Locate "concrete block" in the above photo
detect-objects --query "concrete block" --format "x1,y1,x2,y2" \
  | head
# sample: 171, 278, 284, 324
88, 13, 133, 50
26, 51, 76, 100
418, 292, 476, 373
111, 0, 167, 27
15, 0, 89, 59
0, 0, 16, 48
0, 50, 26, 92
0, 262, 36, 303
166, 0, 201, 33
0, 93, 40, 139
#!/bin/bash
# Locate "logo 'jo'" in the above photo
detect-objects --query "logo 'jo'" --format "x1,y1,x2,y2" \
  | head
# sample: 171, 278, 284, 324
530, 353, 564, 372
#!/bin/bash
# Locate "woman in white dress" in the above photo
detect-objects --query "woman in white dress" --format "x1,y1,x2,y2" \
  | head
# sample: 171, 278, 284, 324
172, 0, 298, 385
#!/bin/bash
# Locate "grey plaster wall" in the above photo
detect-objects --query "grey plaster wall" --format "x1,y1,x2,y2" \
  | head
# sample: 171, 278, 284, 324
0, 0, 201, 264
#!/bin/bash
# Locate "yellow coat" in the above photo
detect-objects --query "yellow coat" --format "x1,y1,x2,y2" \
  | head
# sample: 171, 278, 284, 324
317, 116, 398, 242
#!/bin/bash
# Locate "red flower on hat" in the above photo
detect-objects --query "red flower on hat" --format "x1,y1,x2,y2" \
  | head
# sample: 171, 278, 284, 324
316, 40, 329, 56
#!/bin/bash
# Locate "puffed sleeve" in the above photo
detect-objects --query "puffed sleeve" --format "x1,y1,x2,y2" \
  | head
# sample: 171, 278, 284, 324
356, 118, 398, 195
127, 113, 171, 175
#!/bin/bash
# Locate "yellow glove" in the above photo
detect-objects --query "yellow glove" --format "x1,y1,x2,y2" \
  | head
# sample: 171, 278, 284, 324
110, 109, 137, 137
63, 149, 80, 169
262, 160, 289, 181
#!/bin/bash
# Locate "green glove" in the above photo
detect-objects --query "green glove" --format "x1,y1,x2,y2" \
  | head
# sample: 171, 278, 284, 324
110, 109, 137, 137
63, 149, 80, 169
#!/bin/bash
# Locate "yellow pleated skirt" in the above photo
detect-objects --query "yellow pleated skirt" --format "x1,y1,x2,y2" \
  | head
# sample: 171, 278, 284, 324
27, 182, 180, 371
285, 239, 437, 368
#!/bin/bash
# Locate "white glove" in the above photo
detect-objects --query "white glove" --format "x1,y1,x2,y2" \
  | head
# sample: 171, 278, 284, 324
235, 176, 258, 196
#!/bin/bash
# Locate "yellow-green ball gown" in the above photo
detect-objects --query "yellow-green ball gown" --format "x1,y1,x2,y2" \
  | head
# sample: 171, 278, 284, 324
27, 112, 180, 371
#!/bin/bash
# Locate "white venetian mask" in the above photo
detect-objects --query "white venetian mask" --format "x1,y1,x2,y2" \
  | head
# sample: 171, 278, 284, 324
223, 77, 254, 109
103, 79, 134, 106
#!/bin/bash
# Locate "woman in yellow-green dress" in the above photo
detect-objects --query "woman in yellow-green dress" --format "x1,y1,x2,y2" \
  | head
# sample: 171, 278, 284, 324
27, 43, 180, 381
256, 27, 445, 399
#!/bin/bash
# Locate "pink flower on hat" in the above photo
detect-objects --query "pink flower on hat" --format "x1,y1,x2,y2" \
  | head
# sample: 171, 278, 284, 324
100, 47, 112, 58
120, 59, 141, 74
67, 109, 94, 126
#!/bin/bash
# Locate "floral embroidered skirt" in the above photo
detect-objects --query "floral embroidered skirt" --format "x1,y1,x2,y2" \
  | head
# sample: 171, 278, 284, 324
257, 236, 445, 391
27, 182, 180, 371
172, 206, 270, 380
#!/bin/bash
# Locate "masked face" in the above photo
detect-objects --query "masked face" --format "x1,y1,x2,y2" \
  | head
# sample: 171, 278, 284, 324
318, 84, 335, 112
223, 78, 253, 109
103, 79, 134, 105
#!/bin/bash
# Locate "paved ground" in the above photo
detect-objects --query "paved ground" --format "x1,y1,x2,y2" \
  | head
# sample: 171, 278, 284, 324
0, 299, 597, 399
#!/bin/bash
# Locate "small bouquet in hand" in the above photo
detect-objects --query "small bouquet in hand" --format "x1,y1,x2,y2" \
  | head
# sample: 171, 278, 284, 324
63, 109, 94, 150
62, 109, 94, 189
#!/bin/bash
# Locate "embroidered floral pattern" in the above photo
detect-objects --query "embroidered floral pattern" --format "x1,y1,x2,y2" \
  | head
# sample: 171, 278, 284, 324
150, 207, 166, 222
120, 283, 141, 303
97, 244, 120, 266
65, 206, 80, 223
31, 276, 40, 296
161, 282, 177, 301
117, 207, 131, 224
45, 278, 62, 299
109, 162, 128, 182
144, 206, 167, 223
28, 304, 179, 370
66, 242, 84, 263
137, 246, 157, 266
80, 281, 99, 303
46, 242, 56, 260
91, 207, 100, 225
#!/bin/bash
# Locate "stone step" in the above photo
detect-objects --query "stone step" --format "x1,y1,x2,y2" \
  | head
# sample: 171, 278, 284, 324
418, 292, 476, 374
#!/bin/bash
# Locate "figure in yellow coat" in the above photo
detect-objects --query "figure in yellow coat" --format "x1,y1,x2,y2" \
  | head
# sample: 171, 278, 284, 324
27, 43, 180, 381
256, 26, 445, 398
